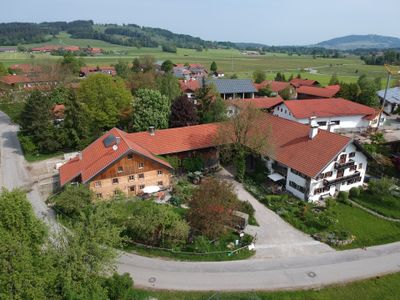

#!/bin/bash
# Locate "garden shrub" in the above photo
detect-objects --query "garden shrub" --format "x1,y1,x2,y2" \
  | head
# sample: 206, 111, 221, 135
368, 177, 395, 197
50, 184, 93, 218
337, 191, 349, 203
19, 134, 38, 155
349, 187, 360, 198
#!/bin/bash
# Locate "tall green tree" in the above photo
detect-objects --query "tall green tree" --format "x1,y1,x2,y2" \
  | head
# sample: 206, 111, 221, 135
131, 88, 171, 131
114, 60, 130, 79
210, 61, 218, 72
170, 95, 199, 128
62, 89, 92, 149
275, 72, 286, 82
20, 90, 60, 153
60, 52, 84, 75
77, 74, 132, 135
253, 69, 266, 83
202, 97, 227, 124
156, 73, 182, 103
161, 59, 174, 73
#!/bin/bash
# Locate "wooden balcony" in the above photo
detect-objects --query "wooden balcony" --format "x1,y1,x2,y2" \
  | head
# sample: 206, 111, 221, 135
334, 160, 355, 170
323, 171, 361, 187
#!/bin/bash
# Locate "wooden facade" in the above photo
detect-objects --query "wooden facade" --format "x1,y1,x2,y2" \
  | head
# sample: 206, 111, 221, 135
89, 153, 172, 199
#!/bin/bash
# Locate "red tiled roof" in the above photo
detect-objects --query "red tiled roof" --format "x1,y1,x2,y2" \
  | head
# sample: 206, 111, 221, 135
52, 104, 65, 118
127, 124, 220, 155
290, 78, 319, 88
59, 128, 172, 186
9, 64, 42, 74
254, 80, 291, 93
0, 74, 31, 85
283, 98, 377, 119
227, 96, 283, 110
63, 46, 80, 52
258, 114, 350, 178
296, 85, 340, 98
128, 115, 350, 178
178, 79, 201, 92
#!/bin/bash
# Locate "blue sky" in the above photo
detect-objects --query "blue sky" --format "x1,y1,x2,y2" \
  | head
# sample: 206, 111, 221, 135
2, 0, 399, 45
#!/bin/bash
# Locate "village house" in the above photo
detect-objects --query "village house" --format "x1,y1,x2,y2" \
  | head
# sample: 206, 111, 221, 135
79, 66, 117, 77
59, 125, 220, 199
377, 87, 400, 114
296, 85, 340, 99
208, 79, 257, 99
173, 64, 208, 80
272, 98, 384, 132
178, 79, 201, 103
59, 114, 368, 202
226, 96, 283, 117
254, 80, 296, 98
0, 74, 58, 92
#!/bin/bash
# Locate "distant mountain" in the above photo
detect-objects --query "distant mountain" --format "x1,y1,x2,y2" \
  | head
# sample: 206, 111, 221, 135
317, 34, 400, 50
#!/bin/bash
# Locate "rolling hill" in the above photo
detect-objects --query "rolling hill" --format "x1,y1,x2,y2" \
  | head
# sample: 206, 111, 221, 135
317, 34, 400, 50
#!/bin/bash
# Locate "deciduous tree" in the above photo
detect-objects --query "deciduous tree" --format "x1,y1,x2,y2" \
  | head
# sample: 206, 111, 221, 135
217, 102, 270, 181
77, 74, 132, 134
169, 95, 199, 128
188, 178, 240, 239
131, 88, 171, 131
253, 69, 266, 84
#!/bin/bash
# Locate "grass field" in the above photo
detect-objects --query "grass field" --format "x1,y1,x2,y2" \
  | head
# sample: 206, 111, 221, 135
132, 272, 400, 299
1, 33, 399, 86
352, 191, 400, 219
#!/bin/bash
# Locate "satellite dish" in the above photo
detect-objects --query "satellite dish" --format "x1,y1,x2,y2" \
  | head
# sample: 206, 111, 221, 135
112, 145, 118, 151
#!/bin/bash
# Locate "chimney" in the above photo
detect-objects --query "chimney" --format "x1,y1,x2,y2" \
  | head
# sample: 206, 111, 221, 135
309, 116, 318, 139
148, 126, 155, 136
115, 136, 120, 145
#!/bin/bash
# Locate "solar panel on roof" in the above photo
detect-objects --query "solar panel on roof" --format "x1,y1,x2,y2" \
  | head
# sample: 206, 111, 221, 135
103, 134, 117, 148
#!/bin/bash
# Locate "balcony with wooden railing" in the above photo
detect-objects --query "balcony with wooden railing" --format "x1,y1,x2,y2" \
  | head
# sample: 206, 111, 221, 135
334, 159, 355, 170
323, 171, 361, 187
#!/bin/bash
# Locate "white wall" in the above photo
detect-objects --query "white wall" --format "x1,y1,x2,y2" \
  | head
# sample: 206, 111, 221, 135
308, 143, 368, 202
286, 168, 308, 200
272, 104, 375, 132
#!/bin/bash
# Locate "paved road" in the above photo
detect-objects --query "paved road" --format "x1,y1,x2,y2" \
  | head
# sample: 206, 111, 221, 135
0, 111, 59, 231
217, 168, 333, 258
1, 110, 400, 291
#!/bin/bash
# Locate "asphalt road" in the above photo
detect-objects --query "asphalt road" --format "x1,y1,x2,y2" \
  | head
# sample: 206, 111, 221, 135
1, 110, 400, 291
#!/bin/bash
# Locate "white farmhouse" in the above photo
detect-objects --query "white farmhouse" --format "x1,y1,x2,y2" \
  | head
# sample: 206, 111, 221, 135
258, 114, 369, 202
272, 98, 385, 132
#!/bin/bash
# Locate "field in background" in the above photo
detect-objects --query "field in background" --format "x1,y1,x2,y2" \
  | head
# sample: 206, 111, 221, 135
1, 34, 398, 86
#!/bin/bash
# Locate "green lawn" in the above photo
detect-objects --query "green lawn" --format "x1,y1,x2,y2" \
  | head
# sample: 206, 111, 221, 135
352, 191, 400, 219
330, 202, 400, 249
0, 100, 24, 123
131, 272, 400, 299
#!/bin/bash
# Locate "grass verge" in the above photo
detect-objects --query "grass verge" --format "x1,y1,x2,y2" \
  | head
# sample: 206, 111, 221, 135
131, 272, 400, 299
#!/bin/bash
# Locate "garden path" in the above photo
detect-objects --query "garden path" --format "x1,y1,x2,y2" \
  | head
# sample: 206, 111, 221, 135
216, 168, 334, 258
